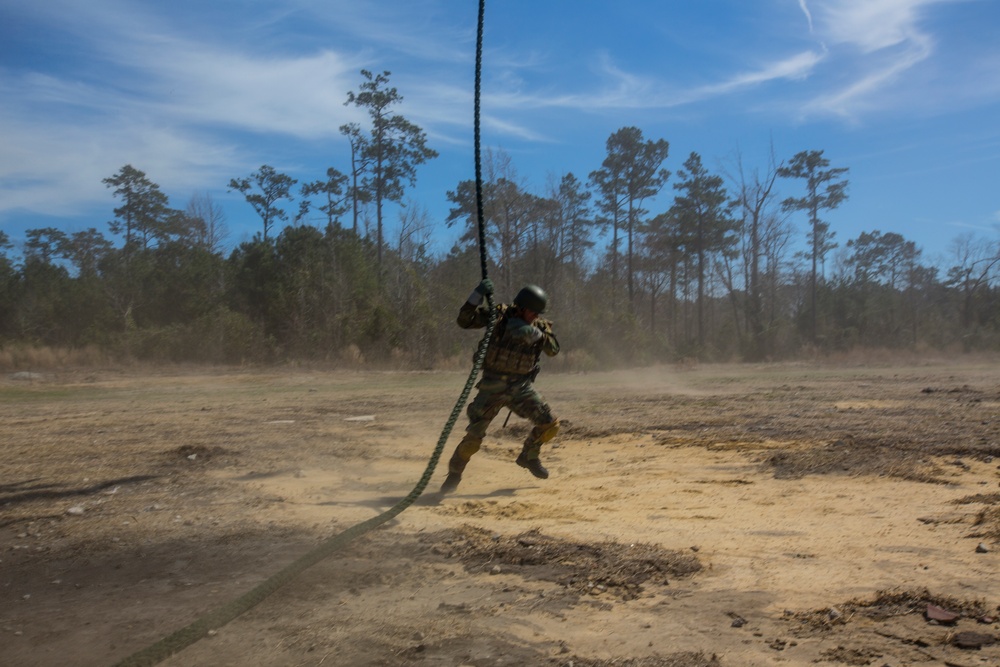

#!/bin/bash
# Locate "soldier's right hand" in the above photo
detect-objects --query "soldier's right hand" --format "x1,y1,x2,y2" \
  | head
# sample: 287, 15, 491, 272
475, 278, 494, 296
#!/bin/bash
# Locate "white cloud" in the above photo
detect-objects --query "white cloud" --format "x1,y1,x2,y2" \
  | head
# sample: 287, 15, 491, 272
0, 1, 474, 217
801, 32, 933, 117
537, 48, 825, 112
698, 49, 825, 96
0, 106, 242, 216
145, 45, 364, 139
817, 0, 943, 52
799, 0, 816, 33
796, 0, 968, 118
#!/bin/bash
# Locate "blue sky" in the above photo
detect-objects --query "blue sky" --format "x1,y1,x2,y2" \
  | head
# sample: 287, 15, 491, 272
2, 0, 999, 269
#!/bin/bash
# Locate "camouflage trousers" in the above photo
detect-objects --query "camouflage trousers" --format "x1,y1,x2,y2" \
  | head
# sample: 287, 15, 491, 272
447, 376, 557, 474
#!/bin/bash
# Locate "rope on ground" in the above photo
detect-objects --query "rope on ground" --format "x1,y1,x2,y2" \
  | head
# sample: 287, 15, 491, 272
111, 2, 494, 665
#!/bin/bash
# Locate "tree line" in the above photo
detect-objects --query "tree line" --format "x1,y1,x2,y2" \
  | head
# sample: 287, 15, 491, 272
3, 69, 1000, 368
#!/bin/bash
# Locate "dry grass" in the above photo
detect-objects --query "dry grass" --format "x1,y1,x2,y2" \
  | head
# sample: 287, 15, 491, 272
431, 525, 702, 602
786, 588, 994, 629
0, 344, 111, 371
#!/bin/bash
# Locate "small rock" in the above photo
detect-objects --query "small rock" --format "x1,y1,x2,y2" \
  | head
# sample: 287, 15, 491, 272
66, 506, 85, 516
976, 543, 990, 553
926, 603, 960, 624
952, 631, 996, 649
490, 565, 502, 575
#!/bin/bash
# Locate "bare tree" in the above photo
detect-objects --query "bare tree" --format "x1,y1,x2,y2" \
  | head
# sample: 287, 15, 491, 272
185, 192, 229, 253
396, 200, 432, 263
726, 145, 785, 359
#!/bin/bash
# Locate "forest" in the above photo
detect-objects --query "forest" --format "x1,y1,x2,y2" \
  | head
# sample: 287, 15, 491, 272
2, 70, 999, 369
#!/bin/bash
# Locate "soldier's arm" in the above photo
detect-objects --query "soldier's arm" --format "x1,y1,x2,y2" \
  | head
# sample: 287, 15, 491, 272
505, 317, 560, 357
505, 316, 543, 344
537, 319, 560, 356
457, 301, 489, 329
457, 280, 494, 329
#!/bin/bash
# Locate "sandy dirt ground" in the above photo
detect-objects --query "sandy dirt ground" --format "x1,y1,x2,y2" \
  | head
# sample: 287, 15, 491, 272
2, 361, 999, 666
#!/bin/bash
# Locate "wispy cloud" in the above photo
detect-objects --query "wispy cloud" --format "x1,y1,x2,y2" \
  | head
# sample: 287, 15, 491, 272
802, 32, 934, 117
473, 2, 962, 123
0, 106, 239, 217
0, 1, 474, 217
697, 49, 825, 96
799, 0, 816, 33
798, 0, 959, 118
144, 44, 365, 139
487, 47, 825, 115
818, 0, 943, 53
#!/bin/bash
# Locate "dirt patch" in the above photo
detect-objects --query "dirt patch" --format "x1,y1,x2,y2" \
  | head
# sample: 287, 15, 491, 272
549, 655, 721, 667
426, 526, 701, 602
787, 588, 995, 628
779, 589, 1000, 665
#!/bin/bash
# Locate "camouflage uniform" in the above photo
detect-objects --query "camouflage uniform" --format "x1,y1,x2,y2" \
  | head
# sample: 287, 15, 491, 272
443, 292, 560, 489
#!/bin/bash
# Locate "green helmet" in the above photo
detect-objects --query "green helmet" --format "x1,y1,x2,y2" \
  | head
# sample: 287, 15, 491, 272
514, 284, 548, 313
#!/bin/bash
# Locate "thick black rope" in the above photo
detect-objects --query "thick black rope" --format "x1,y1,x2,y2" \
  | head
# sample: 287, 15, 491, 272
474, 0, 489, 285
111, 2, 494, 665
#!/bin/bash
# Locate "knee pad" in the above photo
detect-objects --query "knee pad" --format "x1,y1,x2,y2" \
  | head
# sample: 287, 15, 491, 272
534, 419, 560, 444
456, 435, 483, 461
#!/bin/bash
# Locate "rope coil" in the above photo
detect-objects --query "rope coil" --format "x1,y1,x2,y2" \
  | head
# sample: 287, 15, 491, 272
112, 2, 494, 664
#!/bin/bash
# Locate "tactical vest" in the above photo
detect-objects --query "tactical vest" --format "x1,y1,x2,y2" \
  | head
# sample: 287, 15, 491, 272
483, 305, 543, 377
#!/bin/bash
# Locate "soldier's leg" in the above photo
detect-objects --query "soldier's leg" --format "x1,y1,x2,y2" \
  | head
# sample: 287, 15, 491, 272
523, 418, 560, 459
441, 380, 507, 493
508, 383, 558, 479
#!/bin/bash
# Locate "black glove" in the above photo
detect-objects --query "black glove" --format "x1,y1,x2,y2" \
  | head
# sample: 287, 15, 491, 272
474, 278, 494, 296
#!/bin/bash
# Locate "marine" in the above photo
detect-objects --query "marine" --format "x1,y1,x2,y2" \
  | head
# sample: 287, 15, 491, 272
440, 279, 561, 494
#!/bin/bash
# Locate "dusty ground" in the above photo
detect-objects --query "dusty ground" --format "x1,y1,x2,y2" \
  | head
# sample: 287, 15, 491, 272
2, 361, 1000, 666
